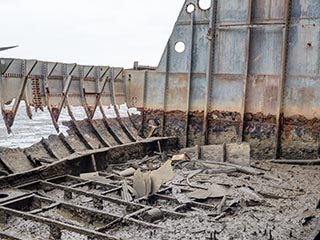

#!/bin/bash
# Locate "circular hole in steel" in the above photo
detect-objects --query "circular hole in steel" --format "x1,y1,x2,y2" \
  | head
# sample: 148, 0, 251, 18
186, 3, 196, 13
198, 0, 211, 10
0, 193, 8, 199
175, 41, 186, 53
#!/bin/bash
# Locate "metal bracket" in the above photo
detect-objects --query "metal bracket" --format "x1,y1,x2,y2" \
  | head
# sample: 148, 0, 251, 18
109, 68, 136, 142
1, 60, 38, 134
45, 63, 77, 132
82, 67, 110, 120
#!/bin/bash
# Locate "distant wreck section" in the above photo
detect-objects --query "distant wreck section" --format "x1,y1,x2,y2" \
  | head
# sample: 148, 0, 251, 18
1, 0, 320, 160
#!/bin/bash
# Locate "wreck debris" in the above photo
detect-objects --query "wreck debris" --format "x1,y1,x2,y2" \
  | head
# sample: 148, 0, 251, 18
171, 153, 189, 161
203, 160, 262, 175
150, 160, 174, 194
0, 143, 319, 239
187, 184, 229, 200
133, 169, 152, 198
121, 181, 133, 202
186, 169, 207, 190
133, 160, 174, 198
118, 167, 136, 177
142, 208, 163, 223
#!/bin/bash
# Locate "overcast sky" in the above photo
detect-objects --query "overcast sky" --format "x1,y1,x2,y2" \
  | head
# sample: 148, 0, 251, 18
0, 0, 184, 68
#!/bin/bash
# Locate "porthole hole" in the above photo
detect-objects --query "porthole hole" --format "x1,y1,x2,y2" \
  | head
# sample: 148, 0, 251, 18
175, 41, 186, 53
186, 3, 195, 13
199, 0, 211, 10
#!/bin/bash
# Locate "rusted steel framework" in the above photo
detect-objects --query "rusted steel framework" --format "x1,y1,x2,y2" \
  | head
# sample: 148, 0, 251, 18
127, 0, 320, 160
0, 137, 182, 240
1, 0, 320, 159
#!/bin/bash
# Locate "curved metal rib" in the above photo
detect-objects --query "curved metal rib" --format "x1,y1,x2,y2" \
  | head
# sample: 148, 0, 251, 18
109, 68, 136, 142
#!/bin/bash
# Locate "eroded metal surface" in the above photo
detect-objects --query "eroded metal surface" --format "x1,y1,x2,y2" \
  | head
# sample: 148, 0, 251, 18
126, 0, 320, 160
1, 0, 320, 160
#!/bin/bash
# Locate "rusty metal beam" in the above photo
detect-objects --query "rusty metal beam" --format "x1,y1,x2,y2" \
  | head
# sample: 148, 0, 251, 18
127, 70, 148, 135
0, 206, 119, 240
240, 0, 253, 142
77, 67, 112, 148
274, 0, 292, 159
46, 63, 77, 132
37, 180, 146, 210
126, 72, 146, 133
85, 119, 110, 147
162, 44, 170, 137
88, 67, 110, 119
80, 65, 95, 118
185, 11, 195, 147
99, 101, 124, 145
58, 133, 76, 154
109, 68, 136, 142
203, 0, 218, 145
141, 71, 148, 130
40, 138, 60, 160
1, 60, 38, 134
66, 104, 95, 150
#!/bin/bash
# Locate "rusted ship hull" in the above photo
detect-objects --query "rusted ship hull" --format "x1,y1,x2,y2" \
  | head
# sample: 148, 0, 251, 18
1, 0, 320, 160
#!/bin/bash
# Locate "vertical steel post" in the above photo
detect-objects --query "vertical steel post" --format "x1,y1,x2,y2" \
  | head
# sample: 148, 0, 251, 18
240, 0, 253, 142
274, 0, 292, 159
162, 44, 171, 137
1, 60, 37, 133
141, 70, 148, 132
203, 0, 218, 145
185, 11, 195, 147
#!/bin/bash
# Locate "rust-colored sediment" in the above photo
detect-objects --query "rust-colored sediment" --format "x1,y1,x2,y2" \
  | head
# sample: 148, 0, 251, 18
141, 109, 320, 160
207, 111, 241, 145
188, 111, 204, 146
280, 115, 320, 159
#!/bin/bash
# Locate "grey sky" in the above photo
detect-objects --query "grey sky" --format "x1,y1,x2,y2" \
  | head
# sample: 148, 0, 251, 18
0, 0, 184, 68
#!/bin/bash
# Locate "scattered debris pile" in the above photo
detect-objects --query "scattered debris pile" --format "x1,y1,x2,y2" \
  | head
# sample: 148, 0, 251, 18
0, 142, 319, 239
